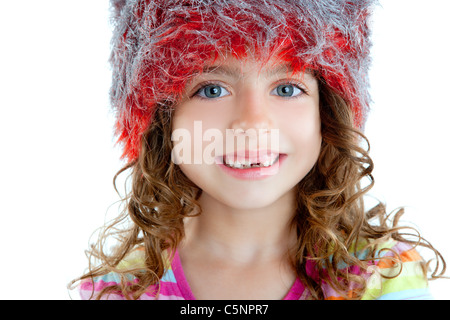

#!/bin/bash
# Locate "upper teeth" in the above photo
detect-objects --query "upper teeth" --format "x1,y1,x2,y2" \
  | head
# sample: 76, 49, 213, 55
224, 156, 279, 169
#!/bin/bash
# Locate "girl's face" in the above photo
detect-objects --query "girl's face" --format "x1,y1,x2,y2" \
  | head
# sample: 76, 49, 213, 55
172, 57, 322, 210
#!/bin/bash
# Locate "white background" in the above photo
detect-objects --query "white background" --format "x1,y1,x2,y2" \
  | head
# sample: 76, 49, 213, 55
0, 0, 448, 299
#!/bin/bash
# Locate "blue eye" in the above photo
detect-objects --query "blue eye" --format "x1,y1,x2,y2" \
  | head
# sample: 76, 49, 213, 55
272, 84, 303, 97
197, 85, 230, 99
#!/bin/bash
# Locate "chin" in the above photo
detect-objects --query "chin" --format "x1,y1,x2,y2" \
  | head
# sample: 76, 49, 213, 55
213, 187, 293, 211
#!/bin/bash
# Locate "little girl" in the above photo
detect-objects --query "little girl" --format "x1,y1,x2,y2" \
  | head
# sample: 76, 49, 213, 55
71, 0, 445, 300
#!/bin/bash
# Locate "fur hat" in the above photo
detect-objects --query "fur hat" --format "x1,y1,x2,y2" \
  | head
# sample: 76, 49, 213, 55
109, 0, 377, 162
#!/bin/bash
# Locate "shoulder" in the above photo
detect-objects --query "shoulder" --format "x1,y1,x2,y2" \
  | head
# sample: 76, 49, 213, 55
359, 239, 433, 300
318, 238, 432, 300
79, 247, 176, 300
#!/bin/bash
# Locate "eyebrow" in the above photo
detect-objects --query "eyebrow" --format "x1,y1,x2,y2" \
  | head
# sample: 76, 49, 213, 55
201, 65, 242, 78
201, 63, 295, 78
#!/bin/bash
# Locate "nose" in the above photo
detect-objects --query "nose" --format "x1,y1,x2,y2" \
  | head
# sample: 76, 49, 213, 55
230, 92, 274, 133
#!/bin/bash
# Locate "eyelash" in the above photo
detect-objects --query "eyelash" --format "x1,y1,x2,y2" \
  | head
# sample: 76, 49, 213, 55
193, 81, 230, 100
192, 80, 309, 100
272, 81, 309, 98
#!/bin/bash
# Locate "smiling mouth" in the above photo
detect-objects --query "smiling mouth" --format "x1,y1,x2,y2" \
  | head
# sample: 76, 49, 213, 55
222, 152, 281, 169
223, 155, 280, 169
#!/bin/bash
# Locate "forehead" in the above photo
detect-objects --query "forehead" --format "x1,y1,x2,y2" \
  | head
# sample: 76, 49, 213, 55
194, 56, 315, 81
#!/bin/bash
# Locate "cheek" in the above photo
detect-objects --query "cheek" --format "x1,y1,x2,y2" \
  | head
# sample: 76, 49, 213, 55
173, 99, 231, 127
295, 115, 322, 149
281, 103, 322, 146
172, 106, 230, 167
173, 104, 230, 142
280, 105, 322, 173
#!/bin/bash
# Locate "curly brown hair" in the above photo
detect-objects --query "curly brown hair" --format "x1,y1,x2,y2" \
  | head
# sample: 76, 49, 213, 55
70, 78, 446, 300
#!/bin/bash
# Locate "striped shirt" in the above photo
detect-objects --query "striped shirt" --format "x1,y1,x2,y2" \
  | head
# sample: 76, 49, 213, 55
79, 239, 432, 300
